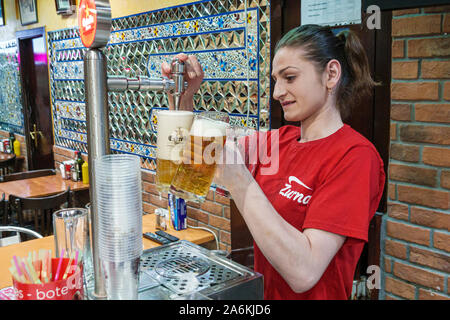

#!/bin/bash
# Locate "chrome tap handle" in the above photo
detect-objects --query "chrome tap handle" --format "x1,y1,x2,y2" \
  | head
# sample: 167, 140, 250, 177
139, 76, 174, 91
170, 58, 187, 110
171, 58, 185, 94
107, 76, 175, 92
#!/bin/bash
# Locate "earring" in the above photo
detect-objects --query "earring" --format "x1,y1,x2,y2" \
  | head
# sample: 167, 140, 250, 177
327, 87, 332, 94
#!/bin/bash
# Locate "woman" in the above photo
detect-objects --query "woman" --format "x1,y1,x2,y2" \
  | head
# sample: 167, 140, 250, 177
162, 24, 385, 300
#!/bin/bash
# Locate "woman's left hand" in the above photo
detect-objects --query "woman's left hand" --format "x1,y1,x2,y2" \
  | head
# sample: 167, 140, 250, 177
161, 53, 204, 111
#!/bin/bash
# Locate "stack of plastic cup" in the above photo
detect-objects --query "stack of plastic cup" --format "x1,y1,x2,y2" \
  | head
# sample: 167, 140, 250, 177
95, 154, 142, 300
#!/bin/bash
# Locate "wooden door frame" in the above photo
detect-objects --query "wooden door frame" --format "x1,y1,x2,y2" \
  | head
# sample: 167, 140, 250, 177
16, 27, 47, 171
367, 9, 392, 300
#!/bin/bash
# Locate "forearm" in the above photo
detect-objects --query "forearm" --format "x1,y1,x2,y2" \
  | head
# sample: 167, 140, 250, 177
228, 167, 319, 292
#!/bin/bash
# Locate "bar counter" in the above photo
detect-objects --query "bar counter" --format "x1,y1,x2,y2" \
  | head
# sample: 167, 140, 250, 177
0, 213, 214, 289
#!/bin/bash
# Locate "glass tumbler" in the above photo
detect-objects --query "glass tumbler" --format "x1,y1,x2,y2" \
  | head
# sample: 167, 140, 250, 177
53, 208, 91, 294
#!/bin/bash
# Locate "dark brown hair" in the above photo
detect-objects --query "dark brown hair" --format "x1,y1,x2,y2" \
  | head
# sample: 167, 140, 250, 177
275, 24, 378, 119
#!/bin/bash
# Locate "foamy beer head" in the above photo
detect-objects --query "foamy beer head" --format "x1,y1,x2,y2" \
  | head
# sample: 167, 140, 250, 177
169, 112, 229, 202
155, 110, 194, 193
187, 114, 229, 164
190, 116, 229, 136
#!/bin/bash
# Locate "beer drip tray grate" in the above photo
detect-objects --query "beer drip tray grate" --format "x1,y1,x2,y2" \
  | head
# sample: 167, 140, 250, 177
140, 241, 247, 296
154, 256, 210, 279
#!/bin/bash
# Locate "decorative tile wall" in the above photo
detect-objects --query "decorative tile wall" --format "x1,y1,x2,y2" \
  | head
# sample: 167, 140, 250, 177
0, 40, 24, 134
48, 0, 271, 171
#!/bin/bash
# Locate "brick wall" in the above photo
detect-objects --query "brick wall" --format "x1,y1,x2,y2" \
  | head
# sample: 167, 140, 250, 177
383, 6, 450, 300
53, 145, 231, 251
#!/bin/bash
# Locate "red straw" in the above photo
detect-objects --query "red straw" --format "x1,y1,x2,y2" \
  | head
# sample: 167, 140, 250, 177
54, 249, 65, 281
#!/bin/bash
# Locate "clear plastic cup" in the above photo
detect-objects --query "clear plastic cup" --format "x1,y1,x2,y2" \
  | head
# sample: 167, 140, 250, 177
102, 258, 140, 300
83, 203, 95, 299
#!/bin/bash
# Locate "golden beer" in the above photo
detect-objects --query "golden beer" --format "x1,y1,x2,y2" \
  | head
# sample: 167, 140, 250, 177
155, 158, 180, 193
155, 110, 194, 193
169, 114, 229, 202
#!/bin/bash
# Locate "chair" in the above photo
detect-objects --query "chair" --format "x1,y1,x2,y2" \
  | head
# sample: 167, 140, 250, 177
0, 192, 15, 244
1, 193, 7, 225
0, 226, 43, 247
0, 193, 43, 246
0, 154, 16, 176
9, 188, 72, 237
0, 169, 56, 182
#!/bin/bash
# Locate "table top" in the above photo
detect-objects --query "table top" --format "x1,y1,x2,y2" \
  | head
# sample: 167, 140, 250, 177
0, 153, 13, 161
0, 173, 88, 198
0, 213, 214, 289
0, 152, 24, 161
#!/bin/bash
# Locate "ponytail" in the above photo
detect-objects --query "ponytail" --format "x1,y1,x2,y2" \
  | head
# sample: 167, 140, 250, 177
336, 30, 379, 118
275, 25, 379, 119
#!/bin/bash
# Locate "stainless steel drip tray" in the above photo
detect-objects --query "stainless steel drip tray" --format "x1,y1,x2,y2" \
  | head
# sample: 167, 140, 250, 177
138, 240, 263, 300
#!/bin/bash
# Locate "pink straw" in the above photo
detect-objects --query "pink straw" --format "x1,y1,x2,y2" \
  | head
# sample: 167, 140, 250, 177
74, 250, 79, 267
13, 256, 23, 277
54, 249, 65, 281
21, 261, 32, 283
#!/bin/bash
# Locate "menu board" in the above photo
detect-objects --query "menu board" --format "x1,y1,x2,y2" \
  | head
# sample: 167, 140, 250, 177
301, 0, 362, 26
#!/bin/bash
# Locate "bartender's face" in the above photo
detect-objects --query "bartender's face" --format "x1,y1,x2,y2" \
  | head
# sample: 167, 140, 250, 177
272, 46, 328, 122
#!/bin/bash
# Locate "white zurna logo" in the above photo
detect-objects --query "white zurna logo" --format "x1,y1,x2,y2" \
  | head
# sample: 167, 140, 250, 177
279, 176, 313, 205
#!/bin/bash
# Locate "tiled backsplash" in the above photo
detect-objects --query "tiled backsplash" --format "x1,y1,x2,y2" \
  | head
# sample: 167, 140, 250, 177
48, 0, 271, 172
0, 40, 24, 134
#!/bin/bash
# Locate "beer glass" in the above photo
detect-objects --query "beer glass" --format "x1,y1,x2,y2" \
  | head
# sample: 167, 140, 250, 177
155, 110, 194, 193
169, 112, 229, 203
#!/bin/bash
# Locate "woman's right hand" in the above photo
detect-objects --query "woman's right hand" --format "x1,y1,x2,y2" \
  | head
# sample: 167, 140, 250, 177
161, 53, 204, 111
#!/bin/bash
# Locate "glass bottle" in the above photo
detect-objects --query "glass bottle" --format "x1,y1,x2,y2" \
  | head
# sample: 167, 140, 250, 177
75, 151, 84, 181
8, 132, 15, 154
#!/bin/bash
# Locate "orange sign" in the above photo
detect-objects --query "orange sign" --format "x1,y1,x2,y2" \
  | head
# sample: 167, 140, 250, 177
78, 0, 97, 48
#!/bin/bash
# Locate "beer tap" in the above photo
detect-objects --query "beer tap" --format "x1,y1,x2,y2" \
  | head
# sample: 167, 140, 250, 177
167, 58, 191, 146
107, 58, 188, 111
80, 0, 196, 300
170, 58, 186, 111
108, 58, 192, 145
108, 58, 190, 145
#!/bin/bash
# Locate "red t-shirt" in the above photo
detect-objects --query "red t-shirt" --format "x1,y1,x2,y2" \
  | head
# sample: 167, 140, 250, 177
246, 124, 385, 300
